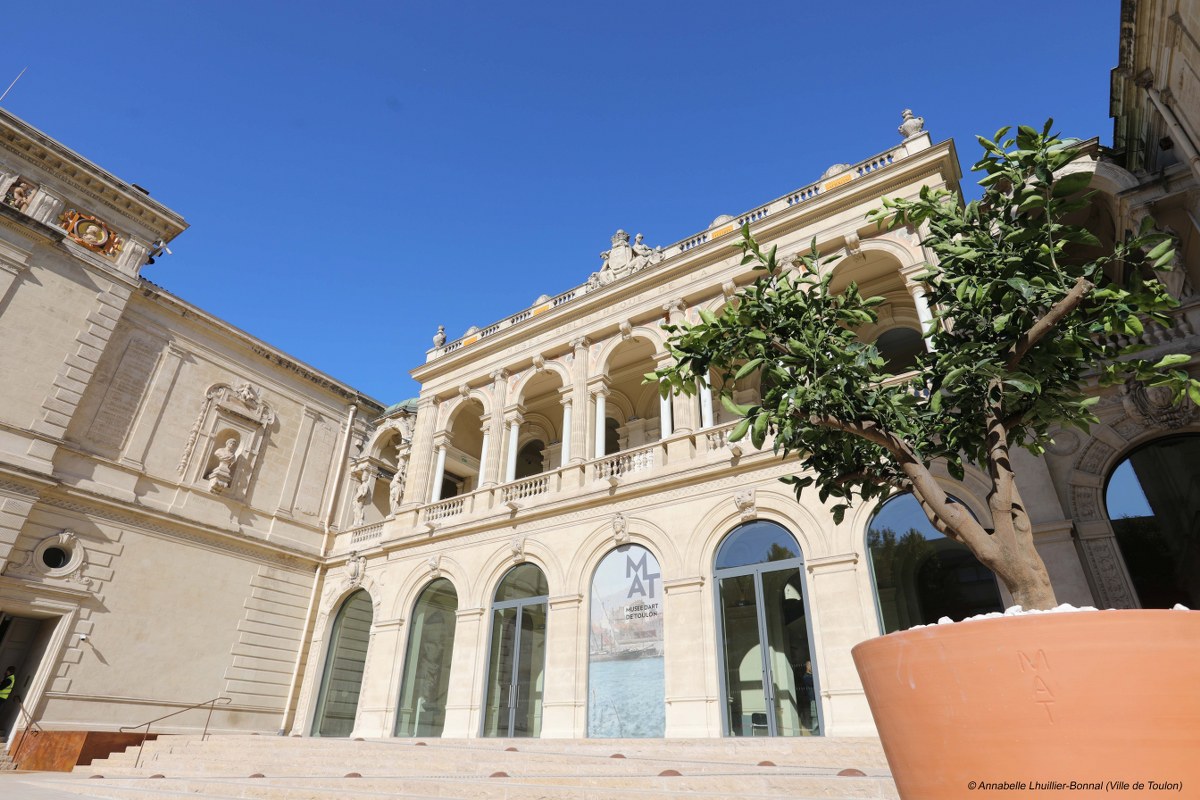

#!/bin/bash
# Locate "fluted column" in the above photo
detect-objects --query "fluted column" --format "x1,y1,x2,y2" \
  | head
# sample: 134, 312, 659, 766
404, 396, 440, 508
569, 338, 590, 464
483, 370, 508, 486
662, 300, 696, 432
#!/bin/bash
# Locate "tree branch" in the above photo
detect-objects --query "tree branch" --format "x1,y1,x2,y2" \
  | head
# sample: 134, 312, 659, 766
1005, 276, 1093, 370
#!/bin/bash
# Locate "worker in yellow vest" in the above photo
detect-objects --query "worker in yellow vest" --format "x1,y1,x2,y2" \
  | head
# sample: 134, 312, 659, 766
0, 666, 14, 707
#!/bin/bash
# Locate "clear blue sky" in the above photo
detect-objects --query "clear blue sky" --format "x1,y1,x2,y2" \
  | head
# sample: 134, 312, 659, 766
2, 1, 1120, 406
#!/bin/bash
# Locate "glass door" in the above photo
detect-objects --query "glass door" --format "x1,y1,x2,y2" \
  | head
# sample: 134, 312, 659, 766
483, 599, 546, 737
714, 520, 818, 737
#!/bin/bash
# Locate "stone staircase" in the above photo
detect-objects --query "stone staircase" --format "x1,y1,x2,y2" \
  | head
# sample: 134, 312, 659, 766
22, 734, 898, 799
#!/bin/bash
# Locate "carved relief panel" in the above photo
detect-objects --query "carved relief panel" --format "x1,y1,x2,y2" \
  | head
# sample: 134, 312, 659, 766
58, 209, 125, 258
178, 382, 276, 501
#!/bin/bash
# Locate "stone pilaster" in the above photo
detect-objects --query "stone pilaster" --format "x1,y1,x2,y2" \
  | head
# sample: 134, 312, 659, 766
442, 606, 485, 737
568, 338, 590, 464
541, 593, 584, 737
401, 396, 440, 509
805, 553, 877, 736
662, 575, 714, 737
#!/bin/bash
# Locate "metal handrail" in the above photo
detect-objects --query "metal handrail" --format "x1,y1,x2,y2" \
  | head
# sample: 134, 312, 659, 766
118, 695, 231, 768
8, 693, 45, 767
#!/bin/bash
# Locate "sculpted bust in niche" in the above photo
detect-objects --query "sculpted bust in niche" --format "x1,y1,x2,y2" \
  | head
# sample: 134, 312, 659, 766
206, 436, 239, 494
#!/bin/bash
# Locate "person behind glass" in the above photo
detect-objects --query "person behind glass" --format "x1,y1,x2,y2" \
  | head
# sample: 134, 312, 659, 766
800, 660, 819, 734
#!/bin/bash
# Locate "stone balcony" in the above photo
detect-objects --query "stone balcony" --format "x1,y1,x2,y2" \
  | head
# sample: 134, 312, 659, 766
333, 420, 751, 555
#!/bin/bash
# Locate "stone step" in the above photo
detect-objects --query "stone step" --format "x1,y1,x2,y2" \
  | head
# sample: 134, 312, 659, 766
81, 736, 887, 777
39, 771, 899, 800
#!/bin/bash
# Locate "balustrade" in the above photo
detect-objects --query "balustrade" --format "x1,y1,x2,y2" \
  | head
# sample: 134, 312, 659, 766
502, 474, 551, 503
593, 443, 658, 481
350, 522, 384, 545
424, 496, 465, 521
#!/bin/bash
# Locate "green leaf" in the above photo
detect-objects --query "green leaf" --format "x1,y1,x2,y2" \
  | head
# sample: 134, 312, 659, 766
720, 394, 753, 417
728, 417, 751, 442
1153, 353, 1191, 370
751, 413, 768, 448
1146, 239, 1173, 262
1051, 171, 1092, 197
735, 358, 764, 380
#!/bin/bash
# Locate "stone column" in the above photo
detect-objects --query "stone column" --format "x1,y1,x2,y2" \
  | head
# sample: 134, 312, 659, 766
559, 390, 573, 465
698, 371, 715, 428
429, 436, 449, 503
805, 553, 878, 736
477, 420, 491, 487
504, 411, 523, 483
568, 338, 590, 464
541, 594, 584, 737
907, 282, 936, 351
592, 384, 609, 459
483, 370, 508, 486
662, 300, 697, 432
403, 396, 440, 508
442, 606, 486, 737
658, 388, 674, 440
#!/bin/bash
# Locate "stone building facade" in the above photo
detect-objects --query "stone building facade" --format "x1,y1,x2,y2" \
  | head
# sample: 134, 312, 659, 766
2, 0, 1198, 766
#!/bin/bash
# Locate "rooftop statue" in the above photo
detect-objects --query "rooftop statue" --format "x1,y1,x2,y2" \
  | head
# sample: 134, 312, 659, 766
588, 230, 664, 290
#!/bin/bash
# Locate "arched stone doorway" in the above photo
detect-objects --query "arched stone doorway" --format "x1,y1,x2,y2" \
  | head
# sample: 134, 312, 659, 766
1104, 434, 1200, 608
311, 590, 373, 737
394, 578, 458, 737
713, 521, 818, 737
482, 563, 548, 737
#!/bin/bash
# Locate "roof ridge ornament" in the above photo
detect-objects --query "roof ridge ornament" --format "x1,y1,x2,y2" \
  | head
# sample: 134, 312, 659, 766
899, 108, 925, 140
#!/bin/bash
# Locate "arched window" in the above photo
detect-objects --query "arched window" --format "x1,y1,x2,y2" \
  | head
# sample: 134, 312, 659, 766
483, 564, 548, 737
714, 521, 818, 737
1104, 435, 1200, 609
588, 545, 664, 737
395, 579, 458, 737
867, 493, 1003, 633
311, 590, 373, 737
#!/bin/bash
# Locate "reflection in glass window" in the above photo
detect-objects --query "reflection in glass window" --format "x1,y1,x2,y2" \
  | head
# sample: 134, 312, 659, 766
311, 590, 373, 737
1105, 435, 1200, 609
715, 520, 801, 570
867, 494, 1003, 633
494, 562, 549, 602
395, 579, 458, 737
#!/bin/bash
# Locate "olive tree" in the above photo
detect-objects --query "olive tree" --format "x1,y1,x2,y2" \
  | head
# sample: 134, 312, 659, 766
654, 122, 1193, 610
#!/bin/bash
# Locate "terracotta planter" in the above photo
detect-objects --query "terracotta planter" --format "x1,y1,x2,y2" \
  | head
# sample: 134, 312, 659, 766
852, 610, 1199, 799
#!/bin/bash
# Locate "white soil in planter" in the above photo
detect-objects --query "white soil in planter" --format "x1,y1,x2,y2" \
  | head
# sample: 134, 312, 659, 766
911, 603, 1191, 629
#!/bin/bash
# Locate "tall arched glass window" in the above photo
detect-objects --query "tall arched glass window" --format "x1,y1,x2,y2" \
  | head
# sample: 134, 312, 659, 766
395, 579, 458, 737
483, 563, 548, 737
714, 521, 818, 737
867, 493, 1003, 633
1105, 435, 1200, 609
311, 590, 373, 737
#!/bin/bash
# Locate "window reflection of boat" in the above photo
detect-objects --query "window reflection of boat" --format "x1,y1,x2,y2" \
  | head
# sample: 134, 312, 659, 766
590, 599, 663, 660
